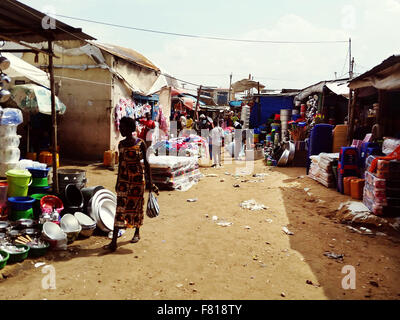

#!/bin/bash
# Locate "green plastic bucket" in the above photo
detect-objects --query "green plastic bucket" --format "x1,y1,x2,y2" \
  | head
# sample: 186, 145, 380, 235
9, 208, 34, 221
31, 177, 49, 187
30, 194, 47, 219
6, 170, 32, 198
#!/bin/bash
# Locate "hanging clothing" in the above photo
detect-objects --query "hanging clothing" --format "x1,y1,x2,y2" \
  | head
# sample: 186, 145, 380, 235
114, 139, 146, 229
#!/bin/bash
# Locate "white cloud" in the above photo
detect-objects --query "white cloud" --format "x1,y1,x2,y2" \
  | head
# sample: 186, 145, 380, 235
146, 1, 400, 91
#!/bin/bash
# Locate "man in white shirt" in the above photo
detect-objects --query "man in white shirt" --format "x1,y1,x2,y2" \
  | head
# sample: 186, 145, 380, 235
210, 119, 224, 168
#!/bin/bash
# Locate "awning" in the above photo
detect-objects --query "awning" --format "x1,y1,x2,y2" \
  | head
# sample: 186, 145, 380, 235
231, 79, 266, 93
326, 81, 350, 97
229, 101, 242, 107
10, 84, 67, 115
2, 52, 50, 88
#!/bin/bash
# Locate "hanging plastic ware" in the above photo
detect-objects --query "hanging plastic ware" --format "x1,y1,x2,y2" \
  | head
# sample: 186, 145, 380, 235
0, 108, 23, 125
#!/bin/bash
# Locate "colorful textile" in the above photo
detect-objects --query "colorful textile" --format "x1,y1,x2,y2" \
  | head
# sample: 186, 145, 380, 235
114, 139, 146, 229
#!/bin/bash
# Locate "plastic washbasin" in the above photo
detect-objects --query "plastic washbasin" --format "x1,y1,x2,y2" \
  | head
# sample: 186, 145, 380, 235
6, 244, 30, 263
0, 250, 9, 269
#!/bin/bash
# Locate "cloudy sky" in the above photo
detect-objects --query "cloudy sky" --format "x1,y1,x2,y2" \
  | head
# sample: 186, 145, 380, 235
20, 0, 400, 91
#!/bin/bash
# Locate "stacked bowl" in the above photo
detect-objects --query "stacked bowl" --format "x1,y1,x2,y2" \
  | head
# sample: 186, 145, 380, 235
88, 189, 117, 233
60, 214, 82, 244
74, 212, 96, 238
42, 222, 67, 250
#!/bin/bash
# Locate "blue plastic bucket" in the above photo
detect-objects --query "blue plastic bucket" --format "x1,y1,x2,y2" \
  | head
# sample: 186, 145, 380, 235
7, 196, 35, 211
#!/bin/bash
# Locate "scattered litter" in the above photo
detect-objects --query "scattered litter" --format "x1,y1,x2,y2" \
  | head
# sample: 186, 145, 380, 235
225, 172, 231, 176
324, 252, 344, 261
220, 179, 225, 182
189, 282, 195, 285
204, 214, 209, 218
306, 280, 321, 287
240, 200, 268, 211
252, 255, 259, 261
34, 262, 46, 268
108, 229, 125, 239
347, 226, 374, 235
304, 188, 311, 192
298, 176, 305, 179
176, 283, 183, 288
265, 219, 273, 224
212, 216, 218, 221
187, 198, 198, 202
282, 226, 294, 235
244, 226, 251, 230
206, 174, 218, 177
376, 232, 387, 237
216, 221, 233, 227
233, 184, 241, 188
253, 173, 269, 177
307, 192, 313, 197
281, 292, 286, 297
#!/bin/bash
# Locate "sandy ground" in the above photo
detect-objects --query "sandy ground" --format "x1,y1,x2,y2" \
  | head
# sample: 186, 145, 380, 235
0, 157, 400, 300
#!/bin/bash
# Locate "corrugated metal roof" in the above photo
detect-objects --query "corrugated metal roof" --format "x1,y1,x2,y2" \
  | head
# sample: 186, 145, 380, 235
92, 42, 160, 72
0, 0, 95, 43
350, 55, 400, 83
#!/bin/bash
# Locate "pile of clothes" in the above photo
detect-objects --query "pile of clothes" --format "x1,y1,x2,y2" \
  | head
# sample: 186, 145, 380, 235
147, 155, 202, 191
308, 153, 339, 188
152, 135, 209, 159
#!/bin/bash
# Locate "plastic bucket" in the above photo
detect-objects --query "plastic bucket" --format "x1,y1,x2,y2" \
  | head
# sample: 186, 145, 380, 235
9, 208, 34, 221
6, 169, 32, 197
31, 177, 49, 187
26, 167, 50, 178
30, 193, 47, 219
28, 186, 50, 195
0, 182, 7, 207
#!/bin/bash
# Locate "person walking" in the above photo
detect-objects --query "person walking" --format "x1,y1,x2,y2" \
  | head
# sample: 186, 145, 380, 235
138, 112, 156, 148
104, 117, 158, 252
210, 119, 224, 168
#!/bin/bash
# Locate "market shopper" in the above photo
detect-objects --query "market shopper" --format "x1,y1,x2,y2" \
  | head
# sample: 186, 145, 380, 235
210, 119, 224, 168
138, 112, 156, 148
104, 117, 157, 252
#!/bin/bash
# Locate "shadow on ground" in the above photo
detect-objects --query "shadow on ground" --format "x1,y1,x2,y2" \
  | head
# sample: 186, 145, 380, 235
273, 167, 400, 300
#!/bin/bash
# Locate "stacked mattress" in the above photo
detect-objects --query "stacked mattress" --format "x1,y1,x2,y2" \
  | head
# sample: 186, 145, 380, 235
147, 156, 202, 191
308, 153, 339, 188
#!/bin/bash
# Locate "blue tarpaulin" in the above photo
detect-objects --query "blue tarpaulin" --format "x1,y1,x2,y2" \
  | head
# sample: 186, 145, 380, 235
250, 95, 294, 128
229, 100, 242, 107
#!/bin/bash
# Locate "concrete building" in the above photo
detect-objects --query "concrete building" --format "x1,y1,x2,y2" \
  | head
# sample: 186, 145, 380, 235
13, 40, 173, 161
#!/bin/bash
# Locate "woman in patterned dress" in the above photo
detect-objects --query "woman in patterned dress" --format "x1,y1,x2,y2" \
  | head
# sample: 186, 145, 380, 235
103, 117, 156, 251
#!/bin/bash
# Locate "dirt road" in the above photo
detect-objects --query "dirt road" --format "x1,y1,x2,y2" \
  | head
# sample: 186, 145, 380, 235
1, 159, 399, 300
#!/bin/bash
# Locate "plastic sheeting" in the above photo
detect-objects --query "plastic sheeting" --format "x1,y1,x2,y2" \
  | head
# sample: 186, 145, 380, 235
2, 52, 50, 88
10, 84, 67, 115
250, 95, 294, 128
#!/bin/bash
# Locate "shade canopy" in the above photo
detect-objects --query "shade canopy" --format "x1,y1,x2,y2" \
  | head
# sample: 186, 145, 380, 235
231, 79, 265, 93
0, 0, 95, 43
1, 52, 50, 88
10, 84, 66, 115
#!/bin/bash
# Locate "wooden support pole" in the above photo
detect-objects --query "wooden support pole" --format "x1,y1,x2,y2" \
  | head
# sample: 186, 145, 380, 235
48, 40, 59, 194
195, 85, 202, 122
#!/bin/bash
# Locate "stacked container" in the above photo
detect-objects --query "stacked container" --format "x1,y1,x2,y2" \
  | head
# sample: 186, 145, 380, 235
363, 158, 400, 216
0, 108, 23, 177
